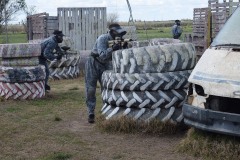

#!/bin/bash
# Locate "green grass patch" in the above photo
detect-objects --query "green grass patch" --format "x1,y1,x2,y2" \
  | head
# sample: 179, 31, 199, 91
136, 25, 192, 41
0, 33, 27, 43
177, 128, 240, 159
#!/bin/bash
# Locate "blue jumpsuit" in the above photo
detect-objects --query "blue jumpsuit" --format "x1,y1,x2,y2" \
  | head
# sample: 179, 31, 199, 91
39, 36, 61, 86
172, 24, 183, 39
85, 33, 114, 116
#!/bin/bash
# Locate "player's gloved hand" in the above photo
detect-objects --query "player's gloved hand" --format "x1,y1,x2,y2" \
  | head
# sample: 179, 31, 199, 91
122, 41, 128, 49
112, 43, 121, 51
56, 55, 62, 60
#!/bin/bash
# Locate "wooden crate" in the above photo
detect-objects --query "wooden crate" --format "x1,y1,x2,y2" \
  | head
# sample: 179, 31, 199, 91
209, 0, 240, 38
27, 13, 58, 40
58, 7, 107, 50
192, 7, 211, 55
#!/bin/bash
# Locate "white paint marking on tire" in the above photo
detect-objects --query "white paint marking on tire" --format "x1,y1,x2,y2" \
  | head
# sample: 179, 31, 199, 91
151, 99, 165, 109
134, 108, 146, 120
126, 99, 136, 107
176, 113, 184, 122
121, 91, 128, 102
102, 105, 111, 115
133, 92, 143, 103
123, 108, 131, 116
165, 97, 178, 109
139, 99, 150, 108
146, 108, 161, 122
130, 80, 140, 91
145, 91, 157, 102
162, 107, 175, 122
101, 103, 108, 112
106, 107, 120, 120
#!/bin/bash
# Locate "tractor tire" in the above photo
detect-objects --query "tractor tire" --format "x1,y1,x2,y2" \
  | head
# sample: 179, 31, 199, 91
0, 43, 41, 58
101, 103, 184, 123
1, 57, 39, 66
0, 65, 45, 83
0, 81, 45, 100
129, 38, 181, 48
48, 53, 81, 80
49, 66, 80, 80
101, 70, 191, 91
102, 89, 187, 109
112, 43, 196, 74
148, 38, 181, 46
48, 55, 81, 68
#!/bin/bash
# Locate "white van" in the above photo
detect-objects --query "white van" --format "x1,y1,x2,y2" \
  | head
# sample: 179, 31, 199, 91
183, 6, 240, 136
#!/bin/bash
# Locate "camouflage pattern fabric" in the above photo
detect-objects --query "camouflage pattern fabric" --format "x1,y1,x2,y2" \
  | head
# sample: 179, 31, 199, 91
85, 33, 114, 115
0, 43, 41, 58
40, 36, 61, 61
1, 57, 39, 66
0, 65, 46, 83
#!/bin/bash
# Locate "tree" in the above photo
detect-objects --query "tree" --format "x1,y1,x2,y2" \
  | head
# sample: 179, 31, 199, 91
107, 12, 119, 26
0, 0, 26, 32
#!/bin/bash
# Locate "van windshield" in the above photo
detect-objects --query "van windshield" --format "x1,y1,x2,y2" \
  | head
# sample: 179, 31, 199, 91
211, 7, 240, 47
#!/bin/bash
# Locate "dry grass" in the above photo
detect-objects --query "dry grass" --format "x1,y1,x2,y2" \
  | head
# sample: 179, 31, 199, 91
0, 77, 92, 160
1, 76, 240, 159
96, 115, 184, 136
177, 128, 240, 160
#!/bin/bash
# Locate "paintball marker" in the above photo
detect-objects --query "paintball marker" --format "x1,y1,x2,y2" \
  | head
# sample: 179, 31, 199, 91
108, 37, 134, 49
59, 46, 70, 59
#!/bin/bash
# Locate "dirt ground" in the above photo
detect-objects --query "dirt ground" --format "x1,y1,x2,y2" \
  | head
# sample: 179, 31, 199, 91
66, 112, 201, 160
0, 78, 202, 160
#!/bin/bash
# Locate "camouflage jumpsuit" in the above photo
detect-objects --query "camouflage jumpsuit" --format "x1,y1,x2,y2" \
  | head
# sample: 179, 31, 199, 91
85, 33, 114, 116
39, 36, 61, 86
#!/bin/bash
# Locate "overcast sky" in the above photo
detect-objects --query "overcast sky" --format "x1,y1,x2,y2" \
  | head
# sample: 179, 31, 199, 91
16, 0, 209, 22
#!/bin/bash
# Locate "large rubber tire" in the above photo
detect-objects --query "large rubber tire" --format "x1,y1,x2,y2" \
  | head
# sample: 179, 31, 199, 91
49, 66, 80, 80
48, 55, 81, 68
148, 38, 181, 46
1, 57, 39, 66
129, 38, 181, 48
112, 43, 196, 74
101, 70, 191, 91
101, 103, 184, 123
0, 81, 45, 100
48, 52, 81, 80
0, 43, 41, 58
0, 65, 46, 83
102, 89, 187, 109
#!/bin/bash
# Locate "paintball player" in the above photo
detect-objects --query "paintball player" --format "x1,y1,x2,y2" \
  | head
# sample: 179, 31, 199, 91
172, 20, 183, 39
39, 30, 64, 91
85, 23, 127, 123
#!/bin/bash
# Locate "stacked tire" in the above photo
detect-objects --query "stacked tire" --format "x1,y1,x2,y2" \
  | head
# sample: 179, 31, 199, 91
29, 37, 81, 80
0, 43, 46, 100
101, 43, 196, 123
48, 52, 81, 80
48, 37, 81, 80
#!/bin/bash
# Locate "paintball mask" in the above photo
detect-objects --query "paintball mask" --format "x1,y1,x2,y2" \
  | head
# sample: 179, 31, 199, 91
109, 24, 127, 39
53, 30, 65, 43
175, 20, 181, 26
